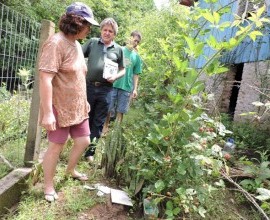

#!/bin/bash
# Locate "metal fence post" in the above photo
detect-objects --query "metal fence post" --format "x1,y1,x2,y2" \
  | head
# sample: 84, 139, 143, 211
24, 20, 55, 167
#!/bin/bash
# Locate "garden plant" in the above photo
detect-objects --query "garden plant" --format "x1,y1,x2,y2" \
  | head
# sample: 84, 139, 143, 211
1, 0, 270, 219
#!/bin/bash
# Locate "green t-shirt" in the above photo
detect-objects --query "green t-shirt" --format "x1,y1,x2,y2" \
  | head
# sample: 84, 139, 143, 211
113, 47, 142, 92
82, 38, 125, 83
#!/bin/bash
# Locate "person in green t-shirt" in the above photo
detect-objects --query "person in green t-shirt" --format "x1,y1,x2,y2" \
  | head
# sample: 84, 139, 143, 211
103, 30, 143, 134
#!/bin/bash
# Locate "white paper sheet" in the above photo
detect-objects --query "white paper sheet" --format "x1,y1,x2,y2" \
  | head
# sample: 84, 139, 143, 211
111, 188, 133, 206
103, 58, 118, 79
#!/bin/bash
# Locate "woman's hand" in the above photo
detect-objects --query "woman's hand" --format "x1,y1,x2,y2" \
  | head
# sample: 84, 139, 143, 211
41, 112, 56, 131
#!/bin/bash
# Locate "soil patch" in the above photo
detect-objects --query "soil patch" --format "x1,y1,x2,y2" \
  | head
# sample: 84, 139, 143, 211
79, 195, 130, 220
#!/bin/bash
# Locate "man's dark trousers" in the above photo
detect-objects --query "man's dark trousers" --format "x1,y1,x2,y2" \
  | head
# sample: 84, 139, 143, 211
85, 83, 112, 157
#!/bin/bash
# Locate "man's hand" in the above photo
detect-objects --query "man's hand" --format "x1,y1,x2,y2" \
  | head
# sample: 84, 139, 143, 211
106, 75, 117, 83
132, 90, 138, 99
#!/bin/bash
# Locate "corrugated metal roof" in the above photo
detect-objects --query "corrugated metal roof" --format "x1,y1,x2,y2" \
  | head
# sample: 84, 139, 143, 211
194, 0, 270, 68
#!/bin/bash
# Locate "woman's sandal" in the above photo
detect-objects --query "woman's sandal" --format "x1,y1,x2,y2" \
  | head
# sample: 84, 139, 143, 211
45, 192, 59, 202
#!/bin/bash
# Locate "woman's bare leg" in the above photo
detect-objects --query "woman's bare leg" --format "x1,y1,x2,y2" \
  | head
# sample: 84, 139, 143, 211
66, 136, 90, 176
43, 142, 64, 194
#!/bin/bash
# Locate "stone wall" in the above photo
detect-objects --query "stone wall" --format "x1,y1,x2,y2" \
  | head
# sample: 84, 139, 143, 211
219, 66, 237, 114
234, 61, 270, 124
202, 66, 236, 116
203, 60, 270, 127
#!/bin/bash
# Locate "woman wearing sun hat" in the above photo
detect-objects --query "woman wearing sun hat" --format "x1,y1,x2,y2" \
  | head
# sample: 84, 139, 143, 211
39, 2, 99, 202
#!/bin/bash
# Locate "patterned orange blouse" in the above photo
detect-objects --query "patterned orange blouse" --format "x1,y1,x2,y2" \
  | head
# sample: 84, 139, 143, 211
39, 32, 90, 127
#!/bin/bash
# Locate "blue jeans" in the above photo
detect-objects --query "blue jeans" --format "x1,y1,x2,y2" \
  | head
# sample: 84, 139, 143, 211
85, 83, 113, 157
109, 88, 131, 114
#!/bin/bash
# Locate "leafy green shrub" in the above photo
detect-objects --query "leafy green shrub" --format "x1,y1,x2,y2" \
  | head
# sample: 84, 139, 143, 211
0, 87, 31, 174
0, 85, 11, 101
115, 3, 268, 219
0, 94, 30, 145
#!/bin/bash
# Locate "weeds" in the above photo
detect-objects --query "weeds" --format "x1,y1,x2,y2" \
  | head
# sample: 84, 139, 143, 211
221, 113, 270, 153
1, 149, 104, 220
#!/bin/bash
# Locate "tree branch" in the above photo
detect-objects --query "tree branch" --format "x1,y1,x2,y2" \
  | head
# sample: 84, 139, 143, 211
221, 170, 270, 220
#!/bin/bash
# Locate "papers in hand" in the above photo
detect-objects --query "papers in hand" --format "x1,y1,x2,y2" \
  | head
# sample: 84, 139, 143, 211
103, 57, 118, 79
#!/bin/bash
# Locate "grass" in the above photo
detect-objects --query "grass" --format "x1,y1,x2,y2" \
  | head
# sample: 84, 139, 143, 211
0, 137, 26, 178
202, 189, 261, 220
1, 148, 263, 219
2, 138, 25, 164
0, 93, 32, 178
0, 164, 11, 179
4, 186, 103, 220
1, 149, 107, 220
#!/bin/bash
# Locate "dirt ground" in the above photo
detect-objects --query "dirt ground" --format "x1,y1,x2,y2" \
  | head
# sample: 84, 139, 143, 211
56, 191, 134, 220
78, 198, 130, 220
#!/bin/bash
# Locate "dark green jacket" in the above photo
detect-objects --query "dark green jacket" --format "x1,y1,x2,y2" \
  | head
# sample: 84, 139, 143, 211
82, 38, 125, 83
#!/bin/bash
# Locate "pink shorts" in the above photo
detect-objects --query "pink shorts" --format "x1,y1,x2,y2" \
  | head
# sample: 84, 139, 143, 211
47, 119, 90, 144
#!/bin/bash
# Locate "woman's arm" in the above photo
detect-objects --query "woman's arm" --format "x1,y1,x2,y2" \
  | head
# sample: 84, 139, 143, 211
39, 71, 56, 131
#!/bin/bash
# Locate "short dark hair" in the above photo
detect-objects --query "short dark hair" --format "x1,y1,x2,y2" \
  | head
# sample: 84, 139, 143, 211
59, 13, 89, 35
131, 30, 142, 41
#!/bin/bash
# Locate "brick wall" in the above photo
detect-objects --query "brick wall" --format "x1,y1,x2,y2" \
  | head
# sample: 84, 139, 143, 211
234, 61, 270, 125
201, 66, 236, 116
203, 61, 270, 127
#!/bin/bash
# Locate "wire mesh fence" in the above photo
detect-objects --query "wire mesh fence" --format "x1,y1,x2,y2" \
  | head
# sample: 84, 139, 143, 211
0, 2, 40, 177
